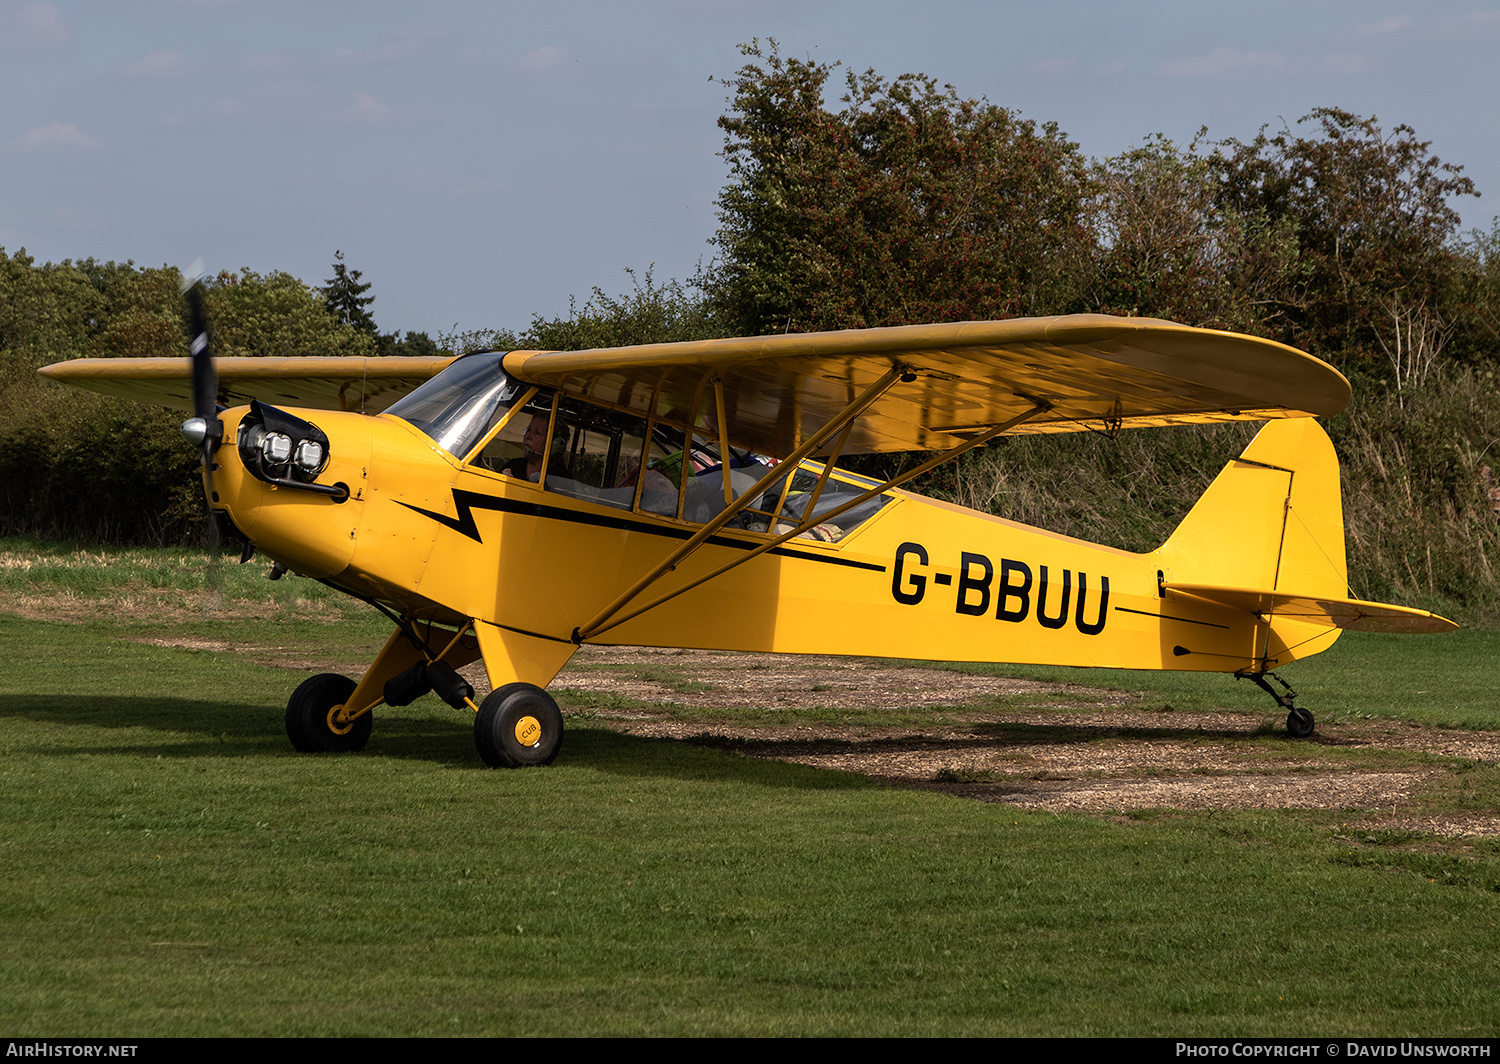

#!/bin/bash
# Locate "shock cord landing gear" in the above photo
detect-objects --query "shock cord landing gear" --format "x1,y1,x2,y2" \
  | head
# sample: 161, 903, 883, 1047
1240, 670, 1315, 738
283, 615, 574, 767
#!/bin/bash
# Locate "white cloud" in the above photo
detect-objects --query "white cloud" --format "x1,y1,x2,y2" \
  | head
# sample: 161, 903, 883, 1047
1426, 9, 1500, 42
202, 82, 422, 127
117, 50, 197, 78
342, 89, 421, 125
4, 122, 103, 154
236, 50, 299, 78
325, 25, 450, 69
1024, 57, 1076, 77
0, 1, 66, 51
1358, 15, 1412, 37
511, 46, 576, 76
1158, 47, 1294, 81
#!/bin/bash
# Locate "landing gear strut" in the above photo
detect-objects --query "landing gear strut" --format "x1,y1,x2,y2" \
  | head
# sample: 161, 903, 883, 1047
1240, 671, 1315, 738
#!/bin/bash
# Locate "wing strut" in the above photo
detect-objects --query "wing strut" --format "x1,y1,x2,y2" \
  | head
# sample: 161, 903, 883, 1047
572, 396, 1053, 643
570, 366, 909, 642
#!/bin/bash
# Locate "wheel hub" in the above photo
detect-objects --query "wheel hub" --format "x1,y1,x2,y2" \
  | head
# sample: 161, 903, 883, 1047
326, 703, 355, 736
514, 714, 542, 747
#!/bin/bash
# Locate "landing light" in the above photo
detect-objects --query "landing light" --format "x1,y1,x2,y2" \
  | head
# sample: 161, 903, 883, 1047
234, 400, 342, 495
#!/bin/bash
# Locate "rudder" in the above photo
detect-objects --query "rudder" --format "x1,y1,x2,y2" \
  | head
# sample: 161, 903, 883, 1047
1154, 419, 1348, 676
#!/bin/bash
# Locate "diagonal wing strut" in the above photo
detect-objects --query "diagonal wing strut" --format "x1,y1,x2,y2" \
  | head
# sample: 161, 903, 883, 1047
571, 385, 1053, 643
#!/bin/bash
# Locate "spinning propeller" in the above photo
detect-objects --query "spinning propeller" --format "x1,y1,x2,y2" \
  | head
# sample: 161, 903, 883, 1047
178, 274, 229, 606
180, 277, 221, 464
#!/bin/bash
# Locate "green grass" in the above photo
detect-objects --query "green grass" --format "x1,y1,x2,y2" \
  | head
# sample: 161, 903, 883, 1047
4, 540, 1500, 1034
0, 536, 376, 627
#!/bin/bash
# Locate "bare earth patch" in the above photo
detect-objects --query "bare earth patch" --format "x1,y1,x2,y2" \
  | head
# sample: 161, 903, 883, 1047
133, 634, 365, 674
516, 645, 1500, 837
2, 588, 344, 627
65, 624, 1500, 837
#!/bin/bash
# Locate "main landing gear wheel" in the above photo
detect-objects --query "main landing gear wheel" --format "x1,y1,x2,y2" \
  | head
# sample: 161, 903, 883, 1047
1286, 706, 1316, 739
474, 683, 563, 768
286, 673, 370, 752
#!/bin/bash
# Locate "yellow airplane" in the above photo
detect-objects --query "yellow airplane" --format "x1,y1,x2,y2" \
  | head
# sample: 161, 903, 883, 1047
41, 290, 1455, 766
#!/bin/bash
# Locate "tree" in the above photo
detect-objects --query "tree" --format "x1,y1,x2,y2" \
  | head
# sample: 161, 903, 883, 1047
378, 330, 441, 357
1084, 136, 1300, 334
0, 254, 378, 544
322, 250, 377, 335
321, 251, 448, 356
1211, 109, 1479, 363
708, 40, 1092, 335
1452, 220, 1500, 355
208, 268, 377, 360
522, 268, 724, 351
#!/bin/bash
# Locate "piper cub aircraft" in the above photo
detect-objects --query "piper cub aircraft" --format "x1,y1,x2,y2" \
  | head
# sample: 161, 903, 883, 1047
42, 294, 1455, 766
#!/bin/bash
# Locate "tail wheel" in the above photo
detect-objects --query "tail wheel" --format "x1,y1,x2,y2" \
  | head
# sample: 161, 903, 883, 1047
1286, 706, 1316, 739
474, 683, 563, 768
286, 673, 370, 752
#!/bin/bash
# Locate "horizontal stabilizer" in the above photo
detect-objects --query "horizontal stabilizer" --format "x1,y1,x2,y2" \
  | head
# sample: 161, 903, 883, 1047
1165, 583, 1457, 634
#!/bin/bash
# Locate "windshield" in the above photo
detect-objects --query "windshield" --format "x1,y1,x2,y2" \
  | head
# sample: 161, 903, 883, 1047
384, 351, 527, 459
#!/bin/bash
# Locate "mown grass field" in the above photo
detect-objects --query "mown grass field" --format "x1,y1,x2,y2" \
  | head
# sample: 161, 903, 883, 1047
3, 540, 1500, 1036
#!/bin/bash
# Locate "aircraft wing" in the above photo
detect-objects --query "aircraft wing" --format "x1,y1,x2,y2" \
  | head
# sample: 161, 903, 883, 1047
1165, 584, 1458, 634
502, 315, 1352, 457
40, 315, 1351, 456
37, 355, 456, 414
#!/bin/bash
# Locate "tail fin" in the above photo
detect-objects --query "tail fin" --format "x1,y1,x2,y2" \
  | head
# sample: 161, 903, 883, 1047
1158, 418, 1347, 600
1155, 420, 1453, 663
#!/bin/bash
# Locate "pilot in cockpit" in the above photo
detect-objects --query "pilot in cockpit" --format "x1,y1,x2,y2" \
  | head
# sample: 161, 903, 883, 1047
500, 413, 569, 481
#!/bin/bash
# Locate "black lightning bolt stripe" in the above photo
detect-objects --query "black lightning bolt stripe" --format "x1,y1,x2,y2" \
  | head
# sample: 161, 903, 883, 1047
397, 489, 888, 572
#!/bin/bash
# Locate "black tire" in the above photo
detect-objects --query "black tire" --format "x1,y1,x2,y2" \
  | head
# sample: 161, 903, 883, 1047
474, 683, 563, 768
286, 673, 369, 752
1286, 706, 1316, 739
285, 688, 319, 752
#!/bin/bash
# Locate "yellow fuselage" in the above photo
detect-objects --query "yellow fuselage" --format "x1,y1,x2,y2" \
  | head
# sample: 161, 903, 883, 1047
211, 404, 1339, 691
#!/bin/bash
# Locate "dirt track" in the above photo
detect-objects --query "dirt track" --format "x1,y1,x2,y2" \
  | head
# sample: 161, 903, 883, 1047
124, 634, 1500, 835
532, 645, 1500, 835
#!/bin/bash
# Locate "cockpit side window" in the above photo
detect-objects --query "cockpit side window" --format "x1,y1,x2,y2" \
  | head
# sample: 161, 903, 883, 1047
743, 464, 891, 543
541, 399, 669, 513
471, 390, 556, 478
463, 386, 892, 541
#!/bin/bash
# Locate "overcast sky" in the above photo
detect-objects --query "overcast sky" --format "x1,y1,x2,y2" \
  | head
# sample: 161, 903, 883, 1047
3, 0, 1497, 339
